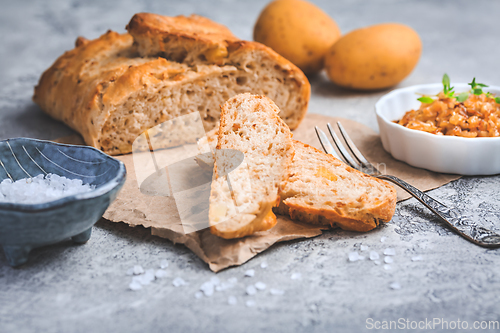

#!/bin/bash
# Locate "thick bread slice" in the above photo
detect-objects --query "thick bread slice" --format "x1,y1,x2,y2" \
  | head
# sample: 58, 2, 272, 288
33, 14, 310, 156
276, 140, 397, 232
209, 94, 294, 239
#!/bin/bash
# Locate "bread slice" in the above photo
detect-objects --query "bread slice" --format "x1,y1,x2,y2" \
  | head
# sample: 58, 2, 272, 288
209, 94, 294, 239
33, 13, 310, 156
276, 140, 397, 232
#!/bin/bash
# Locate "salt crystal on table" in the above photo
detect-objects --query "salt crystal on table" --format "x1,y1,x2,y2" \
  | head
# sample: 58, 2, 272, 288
200, 281, 215, 297
369, 251, 380, 261
260, 262, 268, 269
384, 248, 396, 256
246, 285, 257, 295
126, 267, 135, 276
216, 282, 233, 292
228, 296, 237, 305
245, 300, 256, 307
194, 291, 203, 299
383, 264, 392, 270
172, 277, 187, 287
255, 282, 266, 291
390, 282, 401, 290
270, 288, 285, 296
228, 277, 238, 284
245, 269, 255, 277
360, 245, 369, 251
133, 265, 144, 275
412, 256, 423, 261
291, 272, 302, 280
374, 260, 381, 265
155, 269, 168, 279
380, 236, 387, 243
144, 269, 155, 280
129, 281, 142, 291
384, 256, 394, 264
160, 260, 169, 269
348, 251, 364, 262
210, 276, 221, 286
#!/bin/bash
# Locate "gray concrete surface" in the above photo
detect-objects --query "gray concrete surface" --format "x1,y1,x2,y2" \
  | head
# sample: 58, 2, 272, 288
1, 0, 500, 332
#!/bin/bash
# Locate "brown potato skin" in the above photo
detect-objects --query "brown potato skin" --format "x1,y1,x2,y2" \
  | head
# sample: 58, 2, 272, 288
325, 23, 422, 90
254, 0, 341, 75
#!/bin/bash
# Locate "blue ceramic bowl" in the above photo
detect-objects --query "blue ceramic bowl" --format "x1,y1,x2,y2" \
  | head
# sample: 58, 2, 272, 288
0, 138, 126, 266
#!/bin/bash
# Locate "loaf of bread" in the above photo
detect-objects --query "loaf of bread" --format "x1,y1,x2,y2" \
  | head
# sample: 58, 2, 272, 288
209, 94, 294, 239
276, 140, 397, 232
33, 13, 310, 155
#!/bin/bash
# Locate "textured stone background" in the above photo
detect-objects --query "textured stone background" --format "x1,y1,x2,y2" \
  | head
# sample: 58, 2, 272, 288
1, 0, 500, 332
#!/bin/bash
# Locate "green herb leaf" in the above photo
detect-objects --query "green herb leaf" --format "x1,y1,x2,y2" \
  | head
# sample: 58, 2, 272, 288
477, 83, 489, 88
468, 77, 477, 89
443, 74, 451, 91
473, 88, 483, 95
456, 92, 469, 102
496, 97, 500, 104
418, 96, 435, 104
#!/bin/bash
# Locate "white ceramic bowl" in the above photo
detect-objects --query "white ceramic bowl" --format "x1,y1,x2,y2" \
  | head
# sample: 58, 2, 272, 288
375, 83, 500, 175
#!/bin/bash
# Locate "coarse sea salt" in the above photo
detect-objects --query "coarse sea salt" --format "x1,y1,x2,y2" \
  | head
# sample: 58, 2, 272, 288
245, 269, 255, 277
390, 282, 401, 290
348, 251, 364, 262
172, 277, 187, 287
291, 272, 302, 280
260, 262, 268, 269
369, 251, 380, 261
246, 285, 257, 296
155, 269, 168, 279
245, 300, 256, 307
160, 260, 169, 269
0, 174, 94, 204
384, 256, 394, 264
411, 255, 423, 261
255, 282, 266, 291
360, 245, 369, 251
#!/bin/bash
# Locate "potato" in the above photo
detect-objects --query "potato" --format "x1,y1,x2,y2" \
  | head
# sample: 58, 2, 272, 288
254, 0, 340, 75
325, 23, 422, 90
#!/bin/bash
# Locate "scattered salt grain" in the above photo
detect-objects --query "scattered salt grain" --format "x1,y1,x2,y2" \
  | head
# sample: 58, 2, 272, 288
390, 282, 401, 290
260, 262, 268, 269
270, 288, 285, 296
228, 296, 237, 305
200, 281, 215, 297
133, 265, 144, 275
369, 251, 380, 261
383, 264, 392, 270
194, 291, 203, 299
245, 269, 255, 277
0, 173, 95, 204
126, 267, 135, 276
160, 260, 169, 269
384, 248, 396, 256
348, 251, 364, 262
380, 236, 387, 243
155, 269, 168, 279
360, 245, 369, 251
216, 281, 234, 292
129, 281, 142, 291
228, 277, 238, 284
210, 276, 221, 286
255, 282, 267, 291
172, 277, 187, 287
246, 285, 257, 295
246, 300, 256, 307
384, 256, 394, 264
411, 256, 423, 261
374, 260, 381, 265
291, 272, 302, 280
143, 269, 156, 283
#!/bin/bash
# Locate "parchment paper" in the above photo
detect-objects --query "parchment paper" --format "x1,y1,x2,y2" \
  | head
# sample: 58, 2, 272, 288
56, 114, 460, 272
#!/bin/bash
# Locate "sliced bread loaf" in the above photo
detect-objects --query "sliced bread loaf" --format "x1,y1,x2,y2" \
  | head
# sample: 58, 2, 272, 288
209, 94, 294, 239
276, 140, 397, 232
33, 14, 310, 156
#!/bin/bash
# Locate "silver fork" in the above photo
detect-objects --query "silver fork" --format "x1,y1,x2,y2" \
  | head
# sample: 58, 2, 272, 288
315, 122, 500, 248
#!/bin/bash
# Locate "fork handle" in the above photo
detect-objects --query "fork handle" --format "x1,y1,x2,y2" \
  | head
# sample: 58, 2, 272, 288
379, 175, 500, 248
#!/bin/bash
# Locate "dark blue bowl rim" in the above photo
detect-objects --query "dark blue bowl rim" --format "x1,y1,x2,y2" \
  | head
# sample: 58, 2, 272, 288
0, 138, 126, 212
